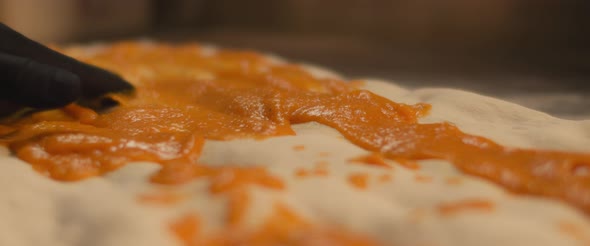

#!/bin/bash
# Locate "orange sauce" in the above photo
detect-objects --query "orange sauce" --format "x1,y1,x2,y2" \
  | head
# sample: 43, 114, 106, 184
378, 174, 393, 183
226, 188, 250, 227
445, 177, 463, 185
437, 199, 495, 216
1, 42, 590, 243
414, 174, 433, 183
557, 221, 590, 244
171, 204, 380, 245
150, 162, 284, 193
349, 173, 370, 189
392, 158, 421, 170
313, 161, 330, 176
170, 213, 200, 245
349, 153, 392, 169
138, 191, 186, 205
295, 168, 310, 178
294, 165, 329, 178
314, 167, 330, 176
293, 145, 305, 151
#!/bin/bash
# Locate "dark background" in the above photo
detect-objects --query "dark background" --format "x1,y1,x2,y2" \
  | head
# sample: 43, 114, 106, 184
1, 0, 589, 118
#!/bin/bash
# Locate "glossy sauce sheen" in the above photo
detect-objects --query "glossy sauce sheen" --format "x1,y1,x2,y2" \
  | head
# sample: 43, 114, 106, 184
1, 43, 590, 231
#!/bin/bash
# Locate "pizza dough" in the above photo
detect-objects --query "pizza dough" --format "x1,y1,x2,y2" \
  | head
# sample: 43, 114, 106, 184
1, 43, 589, 246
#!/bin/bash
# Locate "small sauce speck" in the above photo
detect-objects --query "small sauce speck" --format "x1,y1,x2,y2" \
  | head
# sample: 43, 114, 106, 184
170, 213, 200, 245
378, 174, 393, 183
557, 221, 590, 244
348, 173, 369, 189
414, 174, 433, 183
445, 177, 463, 185
437, 199, 495, 216
138, 191, 186, 205
349, 153, 392, 169
293, 145, 305, 151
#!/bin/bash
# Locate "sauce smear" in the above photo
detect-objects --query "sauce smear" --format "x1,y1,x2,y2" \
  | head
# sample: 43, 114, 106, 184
1, 42, 590, 219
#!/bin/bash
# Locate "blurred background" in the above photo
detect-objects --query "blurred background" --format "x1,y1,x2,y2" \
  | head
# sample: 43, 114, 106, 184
1, 0, 588, 118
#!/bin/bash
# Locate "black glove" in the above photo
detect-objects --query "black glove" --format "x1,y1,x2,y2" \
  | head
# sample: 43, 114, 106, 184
0, 23, 134, 112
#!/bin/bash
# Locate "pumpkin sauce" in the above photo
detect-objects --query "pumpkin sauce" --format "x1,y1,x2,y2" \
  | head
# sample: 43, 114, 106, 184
1, 42, 590, 244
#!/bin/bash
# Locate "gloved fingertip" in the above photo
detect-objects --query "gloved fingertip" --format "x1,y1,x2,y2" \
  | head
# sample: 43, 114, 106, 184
79, 67, 135, 99
1, 54, 83, 109
48, 69, 82, 106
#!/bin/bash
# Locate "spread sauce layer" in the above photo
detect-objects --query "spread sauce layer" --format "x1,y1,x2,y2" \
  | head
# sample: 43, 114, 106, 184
1, 42, 590, 244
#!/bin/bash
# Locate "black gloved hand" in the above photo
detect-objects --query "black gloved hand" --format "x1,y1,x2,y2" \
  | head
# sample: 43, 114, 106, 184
0, 23, 134, 113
